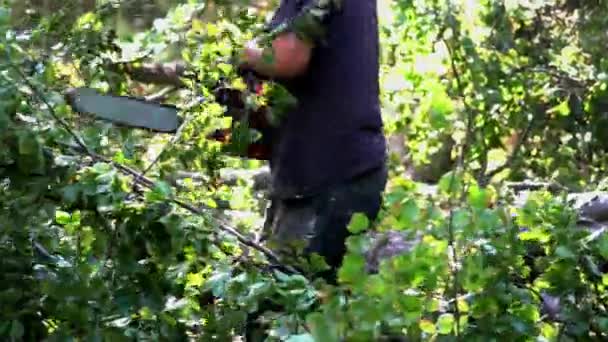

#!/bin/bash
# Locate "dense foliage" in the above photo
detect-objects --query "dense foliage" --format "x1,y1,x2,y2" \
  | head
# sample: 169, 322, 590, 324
3, 0, 608, 340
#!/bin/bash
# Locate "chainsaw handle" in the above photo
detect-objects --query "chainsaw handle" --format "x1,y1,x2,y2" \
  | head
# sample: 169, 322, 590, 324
207, 68, 273, 160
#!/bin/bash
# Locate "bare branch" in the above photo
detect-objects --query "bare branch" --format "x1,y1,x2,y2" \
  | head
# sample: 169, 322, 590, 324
145, 86, 178, 102
111, 61, 190, 87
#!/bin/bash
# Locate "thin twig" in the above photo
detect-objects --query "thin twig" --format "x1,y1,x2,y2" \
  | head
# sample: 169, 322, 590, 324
442, 34, 473, 339
482, 113, 536, 185
98, 214, 116, 277
118, 61, 189, 87
444, 174, 463, 339
133, 102, 195, 186
145, 86, 177, 102
67, 143, 299, 274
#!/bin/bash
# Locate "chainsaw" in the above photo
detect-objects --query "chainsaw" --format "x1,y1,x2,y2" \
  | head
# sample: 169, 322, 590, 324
64, 70, 279, 160
63, 0, 340, 159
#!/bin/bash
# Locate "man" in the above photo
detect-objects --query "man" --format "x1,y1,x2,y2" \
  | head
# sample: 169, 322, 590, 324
238, 0, 387, 282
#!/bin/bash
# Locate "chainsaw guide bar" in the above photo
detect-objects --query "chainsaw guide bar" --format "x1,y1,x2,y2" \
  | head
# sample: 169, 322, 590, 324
65, 87, 181, 133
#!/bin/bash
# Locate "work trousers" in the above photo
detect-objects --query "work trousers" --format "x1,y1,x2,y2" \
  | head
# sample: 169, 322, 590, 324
260, 164, 387, 280
245, 164, 388, 341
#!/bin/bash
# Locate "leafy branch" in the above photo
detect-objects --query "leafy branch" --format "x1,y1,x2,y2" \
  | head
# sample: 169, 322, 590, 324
441, 32, 473, 340
6, 50, 301, 277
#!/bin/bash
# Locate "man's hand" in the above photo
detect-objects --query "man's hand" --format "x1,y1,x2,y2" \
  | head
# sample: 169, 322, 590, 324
239, 32, 313, 79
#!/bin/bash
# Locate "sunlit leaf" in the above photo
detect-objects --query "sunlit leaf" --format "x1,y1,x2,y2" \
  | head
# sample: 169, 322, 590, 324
437, 313, 455, 334
419, 319, 436, 334
55, 210, 71, 225
348, 212, 370, 233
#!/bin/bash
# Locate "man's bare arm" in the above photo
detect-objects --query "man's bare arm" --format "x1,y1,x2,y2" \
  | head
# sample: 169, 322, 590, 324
238, 0, 340, 79
239, 32, 313, 79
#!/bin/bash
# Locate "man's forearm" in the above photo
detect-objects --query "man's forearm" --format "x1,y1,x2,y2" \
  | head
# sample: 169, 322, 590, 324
238, 0, 340, 79
239, 32, 313, 79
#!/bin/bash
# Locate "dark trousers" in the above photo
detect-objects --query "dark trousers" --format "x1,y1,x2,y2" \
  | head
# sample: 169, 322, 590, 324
245, 164, 388, 340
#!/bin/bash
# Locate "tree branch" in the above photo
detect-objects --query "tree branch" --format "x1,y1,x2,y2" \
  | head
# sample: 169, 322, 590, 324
112, 61, 190, 87
442, 31, 474, 338
145, 86, 178, 102
67, 143, 299, 274
8, 54, 300, 276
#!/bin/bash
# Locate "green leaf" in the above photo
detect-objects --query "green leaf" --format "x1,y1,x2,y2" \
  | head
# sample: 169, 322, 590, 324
515, 303, 540, 322
228, 186, 249, 209
217, 62, 233, 74
348, 212, 370, 233
55, 210, 71, 225
18, 132, 37, 155
423, 80, 454, 128
582, 254, 599, 276
146, 181, 174, 202
540, 322, 558, 339
206, 23, 220, 37
338, 254, 366, 285
344, 234, 368, 254
437, 313, 454, 334
139, 307, 154, 320
548, 99, 570, 116
309, 253, 330, 273
419, 319, 436, 334
186, 272, 204, 288
205, 269, 231, 297
595, 316, 608, 331
438, 171, 463, 196
61, 184, 81, 204
597, 234, 608, 259
452, 209, 471, 231
0, 7, 10, 28
366, 275, 387, 296
16, 131, 45, 173
397, 199, 419, 228
519, 228, 551, 243
555, 245, 576, 260
468, 184, 489, 209
307, 312, 339, 342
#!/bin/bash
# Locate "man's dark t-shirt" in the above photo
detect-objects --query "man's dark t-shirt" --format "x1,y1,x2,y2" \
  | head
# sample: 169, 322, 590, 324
266, 0, 386, 199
